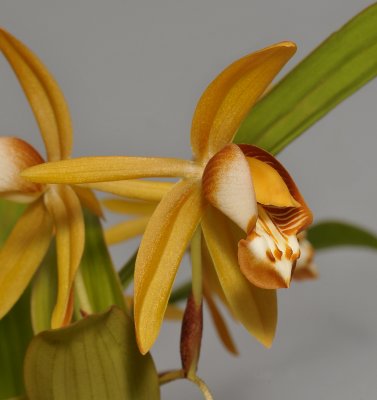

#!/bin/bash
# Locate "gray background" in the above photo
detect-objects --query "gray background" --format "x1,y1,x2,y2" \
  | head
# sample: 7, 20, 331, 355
1, 1, 377, 399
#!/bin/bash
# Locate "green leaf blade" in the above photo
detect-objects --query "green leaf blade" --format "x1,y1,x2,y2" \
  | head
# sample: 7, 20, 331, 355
235, 3, 377, 154
24, 307, 160, 400
307, 220, 377, 250
0, 199, 32, 399
78, 210, 126, 313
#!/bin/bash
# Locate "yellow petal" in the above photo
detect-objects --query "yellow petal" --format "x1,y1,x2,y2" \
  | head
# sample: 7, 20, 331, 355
44, 185, 84, 328
202, 240, 230, 311
247, 157, 299, 207
191, 42, 297, 161
203, 144, 257, 233
103, 199, 157, 216
72, 186, 103, 218
239, 144, 313, 233
203, 284, 238, 355
134, 179, 204, 354
0, 29, 73, 161
0, 199, 53, 318
0, 137, 44, 202
105, 216, 151, 245
78, 180, 174, 202
201, 206, 277, 348
22, 156, 201, 184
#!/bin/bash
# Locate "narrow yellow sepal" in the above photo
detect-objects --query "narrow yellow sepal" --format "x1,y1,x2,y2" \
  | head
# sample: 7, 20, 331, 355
134, 179, 204, 354
22, 156, 201, 184
44, 185, 84, 328
201, 206, 277, 348
105, 216, 151, 245
191, 42, 297, 161
79, 180, 173, 202
0, 29, 73, 161
0, 199, 53, 319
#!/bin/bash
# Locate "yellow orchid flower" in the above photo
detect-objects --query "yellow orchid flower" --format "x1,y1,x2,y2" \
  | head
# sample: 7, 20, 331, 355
0, 29, 100, 328
102, 194, 239, 354
23, 41, 313, 353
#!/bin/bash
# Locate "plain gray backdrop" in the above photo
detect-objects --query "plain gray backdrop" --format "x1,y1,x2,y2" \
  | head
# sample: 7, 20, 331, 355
1, 1, 377, 399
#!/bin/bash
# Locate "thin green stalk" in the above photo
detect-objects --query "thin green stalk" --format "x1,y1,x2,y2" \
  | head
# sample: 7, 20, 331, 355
118, 250, 137, 289
190, 227, 202, 306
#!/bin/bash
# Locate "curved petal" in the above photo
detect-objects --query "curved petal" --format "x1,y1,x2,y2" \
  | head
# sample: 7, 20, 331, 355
202, 144, 257, 233
78, 180, 174, 202
203, 284, 238, 355
0, 199, 53, 319
105, 216, 150, 245
247, 157, 299, 207
239, 144, 313, 234
134, 179, 204, 354
0, 29, 73, 161
191, 42, 297, 162
72, 185, 103, 218
44, 185, 84, 328
0, 137, 44, 202
22, 156, 201, 184
201, 206, 277, 348
103, 199, 157, 216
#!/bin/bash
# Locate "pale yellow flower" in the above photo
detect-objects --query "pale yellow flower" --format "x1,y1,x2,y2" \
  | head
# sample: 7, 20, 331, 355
0, 29, 99, 328
23, 41, 312, 353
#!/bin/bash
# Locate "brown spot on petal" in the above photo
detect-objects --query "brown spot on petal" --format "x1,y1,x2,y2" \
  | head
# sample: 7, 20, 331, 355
274, 248, 283, 261
266, 249, 275, 263
285, 247, 293, 259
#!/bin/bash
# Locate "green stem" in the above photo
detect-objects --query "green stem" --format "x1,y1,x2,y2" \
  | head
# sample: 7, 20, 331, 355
159, 369, 214, 400
187, 375, 214, 400
75, 267, 94, 315
190, 227, 202, 306
159, 369, 185, 385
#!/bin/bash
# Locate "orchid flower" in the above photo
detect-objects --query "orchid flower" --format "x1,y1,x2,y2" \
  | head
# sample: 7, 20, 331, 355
23, 41, 313, 353
0, 29, 99, 328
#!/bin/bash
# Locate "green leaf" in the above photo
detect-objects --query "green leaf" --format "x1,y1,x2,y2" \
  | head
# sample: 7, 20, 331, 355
307, 220, 377, 250
0, 199, 25, 242
24, 307, 160, 400
31, 244, 57, 334
0, 199, 33, 399
235, 3, 377, 154
77, 210, 126, 313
